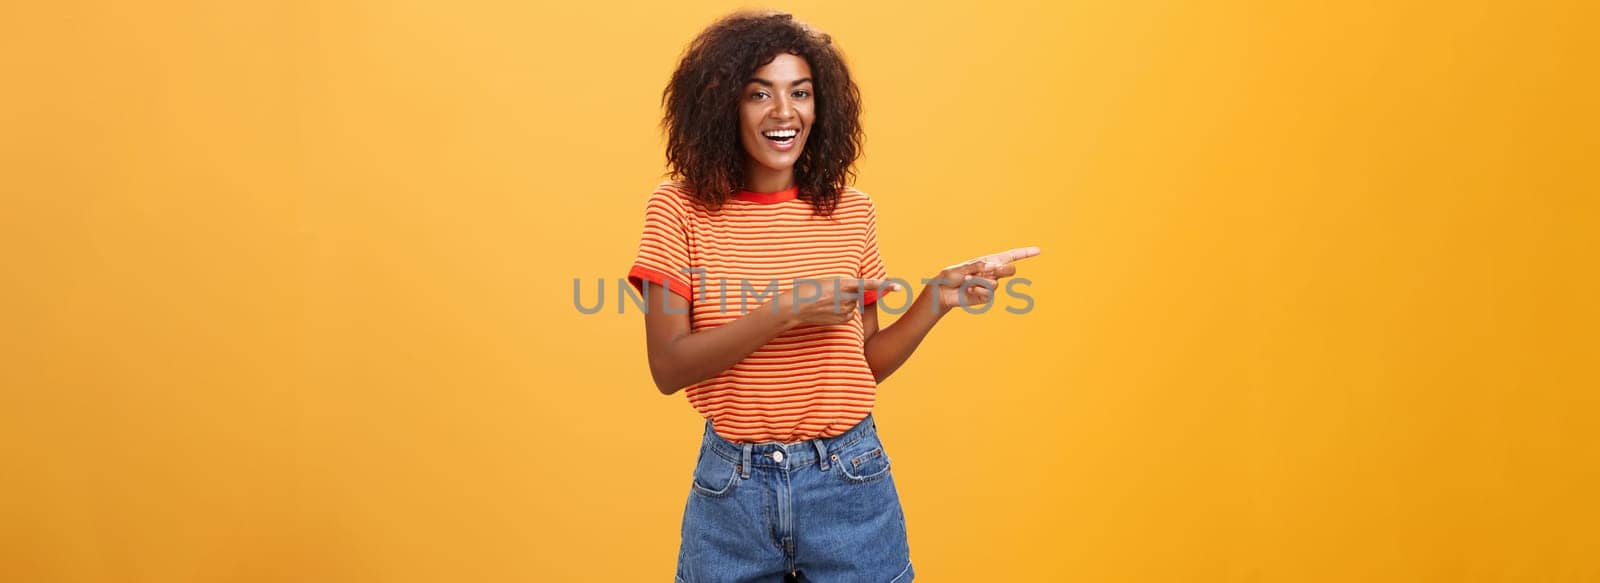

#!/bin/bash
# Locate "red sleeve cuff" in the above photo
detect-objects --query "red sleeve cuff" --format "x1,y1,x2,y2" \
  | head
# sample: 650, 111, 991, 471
627, 265, 695, 303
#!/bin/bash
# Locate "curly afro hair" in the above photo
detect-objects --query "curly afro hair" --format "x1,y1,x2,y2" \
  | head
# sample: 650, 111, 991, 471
661, 10, 863, 217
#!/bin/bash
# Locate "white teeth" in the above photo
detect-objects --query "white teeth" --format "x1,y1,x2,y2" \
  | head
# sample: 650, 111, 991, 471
762, 129, 798, 139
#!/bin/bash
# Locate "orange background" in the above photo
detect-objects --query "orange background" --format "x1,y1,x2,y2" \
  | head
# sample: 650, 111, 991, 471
3, 0, 1596, 581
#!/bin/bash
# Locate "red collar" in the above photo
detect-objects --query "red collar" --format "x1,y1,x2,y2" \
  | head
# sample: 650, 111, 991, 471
733, 184, 799, 204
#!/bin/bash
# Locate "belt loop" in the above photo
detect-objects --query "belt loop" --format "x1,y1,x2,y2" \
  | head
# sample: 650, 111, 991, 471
813, 437, 830, 472
740, 442, 752, 479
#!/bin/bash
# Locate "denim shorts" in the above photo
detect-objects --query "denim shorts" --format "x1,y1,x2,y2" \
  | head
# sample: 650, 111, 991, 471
675, 413, 914, 582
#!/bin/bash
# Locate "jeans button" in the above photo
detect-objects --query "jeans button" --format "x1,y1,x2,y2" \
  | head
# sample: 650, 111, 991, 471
771, 450, 785, 463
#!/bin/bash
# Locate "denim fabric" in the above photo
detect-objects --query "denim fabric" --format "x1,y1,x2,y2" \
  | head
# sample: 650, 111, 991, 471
675, 413, 914, 582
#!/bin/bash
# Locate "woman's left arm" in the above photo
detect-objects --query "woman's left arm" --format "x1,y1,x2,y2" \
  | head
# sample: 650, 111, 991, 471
862, 246, 1040, 383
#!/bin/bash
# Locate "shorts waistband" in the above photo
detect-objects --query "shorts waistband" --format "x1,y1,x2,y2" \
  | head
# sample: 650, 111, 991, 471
701, 414, 878, 476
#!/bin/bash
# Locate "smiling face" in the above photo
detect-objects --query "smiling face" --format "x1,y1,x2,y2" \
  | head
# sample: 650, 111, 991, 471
738, 53, 816, 192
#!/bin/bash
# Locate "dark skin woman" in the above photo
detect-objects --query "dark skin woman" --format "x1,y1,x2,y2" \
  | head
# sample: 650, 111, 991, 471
642, 10, 1039, 581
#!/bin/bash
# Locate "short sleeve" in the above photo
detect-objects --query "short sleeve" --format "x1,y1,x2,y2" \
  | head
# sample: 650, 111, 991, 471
859, 196, 889, 305
627, 186, 695, 302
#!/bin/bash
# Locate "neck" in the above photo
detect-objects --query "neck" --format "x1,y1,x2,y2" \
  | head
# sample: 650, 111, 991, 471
743, 165, 795, 193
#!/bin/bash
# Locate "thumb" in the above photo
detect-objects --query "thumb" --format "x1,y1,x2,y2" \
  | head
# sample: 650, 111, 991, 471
937, 260, 986, 283
958, 259, 995, 276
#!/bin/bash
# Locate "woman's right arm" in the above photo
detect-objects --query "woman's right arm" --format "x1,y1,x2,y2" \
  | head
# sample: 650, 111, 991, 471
641, 278, 895, 395
641, 281, 791, 395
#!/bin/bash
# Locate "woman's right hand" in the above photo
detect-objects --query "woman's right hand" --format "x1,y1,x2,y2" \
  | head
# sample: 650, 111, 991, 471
767, 278, 900, 327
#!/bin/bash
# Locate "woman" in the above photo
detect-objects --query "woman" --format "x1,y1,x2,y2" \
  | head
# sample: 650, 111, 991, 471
629, 10, 1038, 582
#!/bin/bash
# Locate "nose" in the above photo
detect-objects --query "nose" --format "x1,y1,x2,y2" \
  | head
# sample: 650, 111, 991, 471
773, 95, 796, 120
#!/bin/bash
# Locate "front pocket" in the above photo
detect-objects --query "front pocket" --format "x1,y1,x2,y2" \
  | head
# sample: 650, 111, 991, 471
834, 445, 892, 484
689, 449, 739, 497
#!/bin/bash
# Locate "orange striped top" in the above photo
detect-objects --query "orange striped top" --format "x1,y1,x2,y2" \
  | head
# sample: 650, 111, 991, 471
628, 180, 889, 444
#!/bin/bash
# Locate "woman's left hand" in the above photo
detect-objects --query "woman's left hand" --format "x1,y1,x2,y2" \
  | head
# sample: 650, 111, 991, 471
928, 246, 1041, 313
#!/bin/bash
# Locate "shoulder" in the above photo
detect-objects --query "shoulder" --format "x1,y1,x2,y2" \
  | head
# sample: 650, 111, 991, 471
651, 179, 694, 201
835, 186, 880, 220
839, 185, 873, 205
643, 180, 697, 211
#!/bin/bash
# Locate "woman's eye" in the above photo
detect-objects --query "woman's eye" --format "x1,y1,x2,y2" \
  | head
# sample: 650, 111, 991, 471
751, 91, 768, 100
793, 90, 810, 99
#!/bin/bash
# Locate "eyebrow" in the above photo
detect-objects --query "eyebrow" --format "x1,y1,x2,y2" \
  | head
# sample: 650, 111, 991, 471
747, 77, 813, 88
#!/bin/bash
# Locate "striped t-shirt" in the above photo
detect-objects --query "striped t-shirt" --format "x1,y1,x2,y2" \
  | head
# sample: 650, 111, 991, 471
628, 180, 889, 444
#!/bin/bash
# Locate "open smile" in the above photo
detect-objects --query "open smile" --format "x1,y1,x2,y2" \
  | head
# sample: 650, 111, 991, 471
761, 128, 800, 151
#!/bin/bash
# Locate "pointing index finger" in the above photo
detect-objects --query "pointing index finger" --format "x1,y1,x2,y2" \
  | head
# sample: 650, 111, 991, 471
990, 246, 1042, 265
